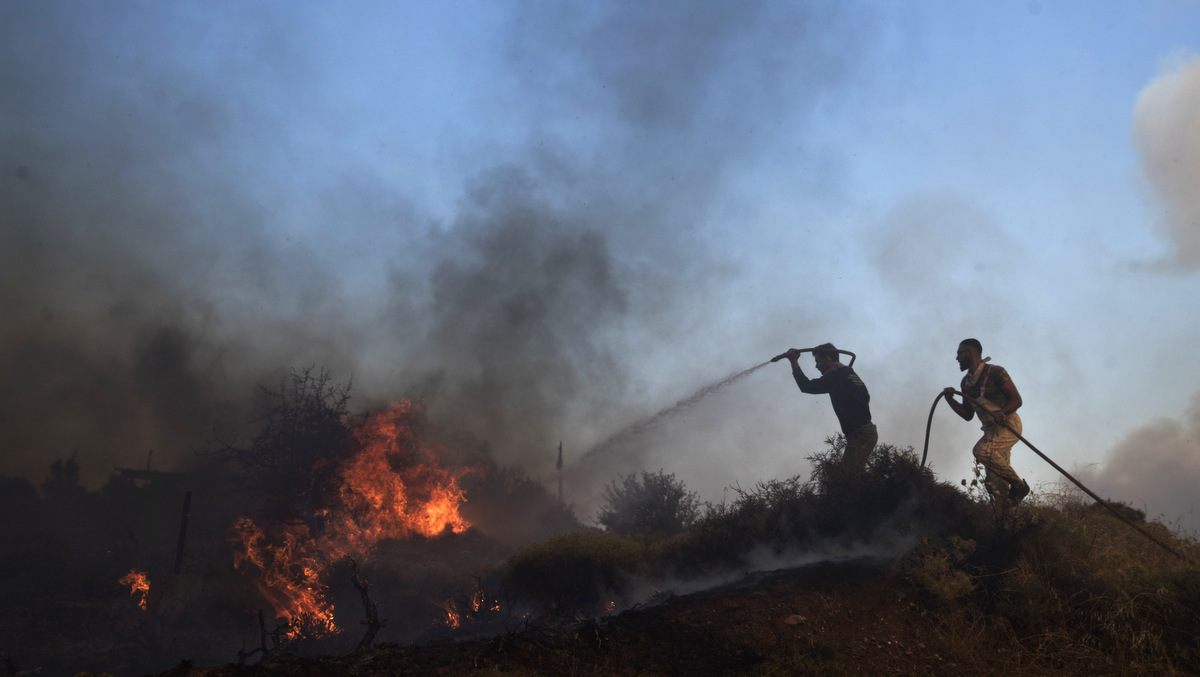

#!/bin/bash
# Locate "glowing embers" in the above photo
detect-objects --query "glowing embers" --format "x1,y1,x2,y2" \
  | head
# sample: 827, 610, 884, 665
231, 400, 475, 636
439, 600, 462, 630
439, 585, 503, 629
119, 569, 150, 610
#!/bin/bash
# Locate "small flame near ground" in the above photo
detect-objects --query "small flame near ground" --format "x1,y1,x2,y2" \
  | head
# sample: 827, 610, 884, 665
232, 400, 477, 637
439, 586, 502, 629
440, 601, 462, 630
119, 569, 150, 610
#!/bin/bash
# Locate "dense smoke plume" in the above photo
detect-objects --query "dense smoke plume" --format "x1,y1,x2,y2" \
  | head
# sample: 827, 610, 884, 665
8, 1, 1184, 527
0, 1, 871, 511
1134, 54, 1200, 269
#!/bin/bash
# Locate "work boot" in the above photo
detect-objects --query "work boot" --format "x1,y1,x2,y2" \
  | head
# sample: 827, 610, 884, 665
1010, 479, 1031, 504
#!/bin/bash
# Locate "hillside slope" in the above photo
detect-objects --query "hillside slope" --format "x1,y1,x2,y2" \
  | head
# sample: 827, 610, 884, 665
66, 443, 1200, 676
148, 552, 1193, 676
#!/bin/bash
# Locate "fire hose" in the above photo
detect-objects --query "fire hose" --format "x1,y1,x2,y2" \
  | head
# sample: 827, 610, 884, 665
771, 348, 857, 367
922, 389, 1192, 564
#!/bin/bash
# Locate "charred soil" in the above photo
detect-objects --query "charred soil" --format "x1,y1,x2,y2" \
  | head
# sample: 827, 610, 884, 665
147, 554, 1192, 677
148, 560, 947, 676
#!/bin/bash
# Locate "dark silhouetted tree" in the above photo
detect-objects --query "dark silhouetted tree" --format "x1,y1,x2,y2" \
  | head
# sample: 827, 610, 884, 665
42, 455, 86, 501
209, 367, 353, 528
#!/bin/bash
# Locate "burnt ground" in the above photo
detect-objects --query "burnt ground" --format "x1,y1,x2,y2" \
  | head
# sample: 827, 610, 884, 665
136, 559, 1077, 677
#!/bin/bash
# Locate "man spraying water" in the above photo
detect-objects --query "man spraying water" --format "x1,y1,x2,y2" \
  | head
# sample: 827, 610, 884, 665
781, 343, 877, 480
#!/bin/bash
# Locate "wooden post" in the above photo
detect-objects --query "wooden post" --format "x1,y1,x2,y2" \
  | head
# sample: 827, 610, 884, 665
173, 491, 192, 575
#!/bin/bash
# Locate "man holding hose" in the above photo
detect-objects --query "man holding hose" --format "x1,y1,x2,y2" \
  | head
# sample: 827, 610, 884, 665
943, 338, 1031, 505
785, 343, 877, 480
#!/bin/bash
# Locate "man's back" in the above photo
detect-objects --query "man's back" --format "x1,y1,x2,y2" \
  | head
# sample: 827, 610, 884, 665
794, 364, 872, 435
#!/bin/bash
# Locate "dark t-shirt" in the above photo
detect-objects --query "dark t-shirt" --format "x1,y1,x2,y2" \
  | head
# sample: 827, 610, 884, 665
793, 365, 872, 434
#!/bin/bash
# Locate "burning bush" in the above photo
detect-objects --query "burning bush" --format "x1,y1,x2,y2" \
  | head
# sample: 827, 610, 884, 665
228, 398, 481, 644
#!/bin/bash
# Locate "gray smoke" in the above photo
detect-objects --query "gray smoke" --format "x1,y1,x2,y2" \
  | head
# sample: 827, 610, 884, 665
1083, 391, 1200, 534
1, 1, 874, 503
1134, 54, 1200, 269
860, 194, 1035, 477
1074, 54, 1200, 532
0, 2, 356, 485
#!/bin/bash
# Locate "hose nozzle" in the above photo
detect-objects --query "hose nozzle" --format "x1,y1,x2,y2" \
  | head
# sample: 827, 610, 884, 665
770, 347, 858, 367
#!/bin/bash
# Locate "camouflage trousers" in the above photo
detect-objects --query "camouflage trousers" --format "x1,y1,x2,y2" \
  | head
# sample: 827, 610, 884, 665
973, 413, 1022, 499
842, 423, 878, 479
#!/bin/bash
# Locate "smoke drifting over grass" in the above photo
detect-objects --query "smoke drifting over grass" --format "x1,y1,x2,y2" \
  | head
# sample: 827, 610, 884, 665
1134, 54, 1200, 269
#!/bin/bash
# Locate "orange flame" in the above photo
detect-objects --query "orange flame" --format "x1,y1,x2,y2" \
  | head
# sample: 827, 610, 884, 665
440, 599, 462, 629
437, 586, 502, 628
119, 569, 150, 610
232, 517, 338, 636
232, 400, 476, 635
320, 401, 471, 559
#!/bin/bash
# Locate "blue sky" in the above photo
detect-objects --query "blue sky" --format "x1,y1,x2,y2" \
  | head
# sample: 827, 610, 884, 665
3, 1, 1199, 530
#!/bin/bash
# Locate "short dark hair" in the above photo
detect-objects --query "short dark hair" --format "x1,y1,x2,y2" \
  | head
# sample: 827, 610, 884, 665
959, 338, 982, 354
813, 342, 839, 362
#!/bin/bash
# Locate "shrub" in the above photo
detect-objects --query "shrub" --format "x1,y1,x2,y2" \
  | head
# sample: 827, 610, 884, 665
901, 535, 976, 602
460, 463, 581, 547
206, 367, 354, 527
648, 439, 986, 579
972, 486, 1200, 671
504, 530, 642, 614
596, 469, 700, 538
644, 474, 814, 577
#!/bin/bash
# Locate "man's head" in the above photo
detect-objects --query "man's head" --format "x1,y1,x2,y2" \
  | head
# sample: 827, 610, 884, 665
957, 338, 982, 371
813, 342, 840, 374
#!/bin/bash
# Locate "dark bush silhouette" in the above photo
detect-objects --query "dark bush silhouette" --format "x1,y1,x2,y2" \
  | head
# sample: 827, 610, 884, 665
42, 455, 86, 502
460, 462, 580, 547
207, 366, 353, 528
645, 437, 986, 579
596, 469, 700, 538
504, 530, 641, 614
